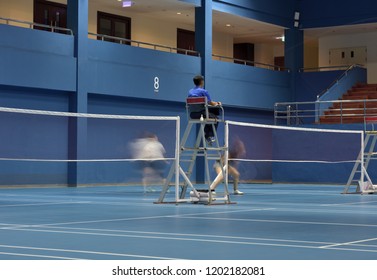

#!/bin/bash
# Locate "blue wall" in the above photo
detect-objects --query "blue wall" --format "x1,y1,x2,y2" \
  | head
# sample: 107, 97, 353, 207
211, 60, 292, 109
182, 0, 298, 28
300, 0, 377, 28
0, 25, 75, 186
0, 86, 71, 186
296, 71, 343, 102
86, 39, 201, 102
0, 25, 76, 91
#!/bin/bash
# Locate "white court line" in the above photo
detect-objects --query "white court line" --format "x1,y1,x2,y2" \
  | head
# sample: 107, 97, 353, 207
320, 237, 377, 249
0, 201, 90, 208
0, 222, 377, 255
178, 216, 377, 228
346, 243, 377, 248
320, 201, 377, 206
0, 228, 328, 251
34, 225, 334, 246
3, 226, 377, 255
243, 203, 377, 216
14, 208, 276, 228
0, 208, 275, 229
0, 251, 80, 260
0, 244, 180, 260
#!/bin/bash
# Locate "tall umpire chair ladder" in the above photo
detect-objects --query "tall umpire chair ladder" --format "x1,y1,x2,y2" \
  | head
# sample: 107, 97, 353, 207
156, 97, 232, 205
344, 116, 377, 194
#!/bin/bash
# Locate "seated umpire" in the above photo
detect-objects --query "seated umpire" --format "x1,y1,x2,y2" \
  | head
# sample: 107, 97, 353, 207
188, 75, 222, 145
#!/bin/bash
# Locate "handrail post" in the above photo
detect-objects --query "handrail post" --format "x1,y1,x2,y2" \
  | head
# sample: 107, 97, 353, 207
364, 99, 367, 122
364, 100, 367, 129
340, 102, 343, 124
287, 105, 291, 126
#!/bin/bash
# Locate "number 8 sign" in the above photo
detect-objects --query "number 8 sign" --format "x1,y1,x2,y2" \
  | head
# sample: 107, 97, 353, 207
154, 77, 159, 93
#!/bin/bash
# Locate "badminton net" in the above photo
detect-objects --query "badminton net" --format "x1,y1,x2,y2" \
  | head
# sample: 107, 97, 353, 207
225, 121, 363, 184
0, 106, 179, 187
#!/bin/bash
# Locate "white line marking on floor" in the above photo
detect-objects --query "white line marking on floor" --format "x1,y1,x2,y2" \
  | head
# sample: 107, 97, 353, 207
0, 229, 327, 250
0, 244, 180, 260
320, 201, 377, 206
0, 251, 80, 260
320, 237, 377, 249
178, 216, 377, 228
2, 227, 377, 255
4, 207, 275, 228
0, 201, 90, 208
33, 225, 334, 245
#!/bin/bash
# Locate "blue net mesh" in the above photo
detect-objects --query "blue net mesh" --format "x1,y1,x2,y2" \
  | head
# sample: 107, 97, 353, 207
0, 108, 178, 187
227, 122, 362, 184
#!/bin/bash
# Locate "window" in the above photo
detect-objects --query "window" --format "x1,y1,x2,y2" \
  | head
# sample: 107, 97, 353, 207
97, 12, 131, 44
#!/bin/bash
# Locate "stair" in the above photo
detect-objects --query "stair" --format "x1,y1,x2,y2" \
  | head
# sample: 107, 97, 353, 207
319, 83, 377, 124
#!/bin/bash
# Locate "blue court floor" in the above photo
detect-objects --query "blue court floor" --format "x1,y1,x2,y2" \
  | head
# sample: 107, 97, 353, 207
0, 184, 377, 260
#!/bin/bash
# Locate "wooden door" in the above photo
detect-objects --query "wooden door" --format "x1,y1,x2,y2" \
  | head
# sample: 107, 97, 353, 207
233, 43, 254, 66
177, 28, 196, 55
274, 56, 285, 71
34, 0, 67, 32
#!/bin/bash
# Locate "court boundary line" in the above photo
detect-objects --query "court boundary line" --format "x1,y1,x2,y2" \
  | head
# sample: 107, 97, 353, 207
27, 225, 335, 245
178, 216, 377, 228
13, 208, 276, 228
0, 228, 332, 251
320, 237, 377, 249
320, 201, 377, 206
0, 251, 80, 260
2, 227, 377, 255
0, 244, 180, 260
0, 201, 91, 208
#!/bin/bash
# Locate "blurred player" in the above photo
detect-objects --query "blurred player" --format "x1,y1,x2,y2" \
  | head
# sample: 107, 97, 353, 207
130, 132, 167, 193
211, 136, 246, 195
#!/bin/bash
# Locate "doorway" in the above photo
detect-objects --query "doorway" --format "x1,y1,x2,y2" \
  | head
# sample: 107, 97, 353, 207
34, 0, 67, 32
97, 12, 131, 43
177, 28, 196, 55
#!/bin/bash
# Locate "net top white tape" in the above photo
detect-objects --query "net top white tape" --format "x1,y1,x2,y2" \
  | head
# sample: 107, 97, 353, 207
226, 120, 364, 135
0, 106, 179, 121
0, 157, 174, 162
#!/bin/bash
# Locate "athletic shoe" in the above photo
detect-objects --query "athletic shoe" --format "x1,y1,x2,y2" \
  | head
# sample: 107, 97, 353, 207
206, 137, 215, 146
233, 189, 244, 195
144, 187, 156, 193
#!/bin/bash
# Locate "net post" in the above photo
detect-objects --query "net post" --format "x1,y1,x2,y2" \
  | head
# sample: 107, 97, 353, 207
360, 130, 364, 189
175, 117, 180, 203
225, 121, 229, 196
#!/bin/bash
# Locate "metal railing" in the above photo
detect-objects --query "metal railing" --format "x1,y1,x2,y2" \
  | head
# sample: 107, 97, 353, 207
0, 17, 73, 35
274, 99, 377, 125
317, 64, 365, 100
212, 54, 289, 72
88, 32, 200, 56
299, 65, 356, 73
